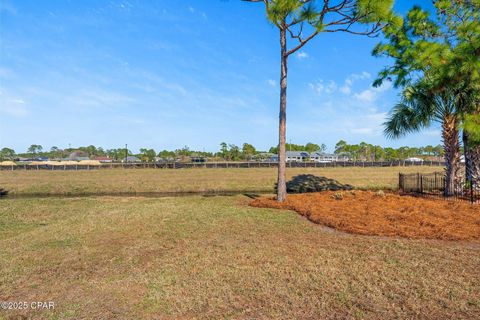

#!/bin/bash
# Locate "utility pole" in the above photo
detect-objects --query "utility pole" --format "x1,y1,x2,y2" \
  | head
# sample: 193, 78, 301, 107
125, 144, 128, 163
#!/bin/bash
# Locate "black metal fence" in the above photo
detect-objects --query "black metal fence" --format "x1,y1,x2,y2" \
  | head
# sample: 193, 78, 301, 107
399, 172, 480, 204
0, 160, 446, 171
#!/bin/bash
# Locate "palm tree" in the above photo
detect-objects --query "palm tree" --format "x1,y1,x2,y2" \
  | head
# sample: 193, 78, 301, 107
463, 114, 480, 190
384, 83, 462, 196
459, 88, 480, 190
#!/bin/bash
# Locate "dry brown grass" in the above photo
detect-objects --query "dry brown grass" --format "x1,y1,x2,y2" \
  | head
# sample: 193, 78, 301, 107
1, 195, 479, 319
0, 166, 441, 196
251, 191, 480, 241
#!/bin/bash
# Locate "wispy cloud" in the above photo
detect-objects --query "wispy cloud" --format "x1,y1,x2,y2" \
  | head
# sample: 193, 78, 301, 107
354, 89, 376, 102
267, 79, 276, 87
353, 81, 392, 103
309, 72, 390, 104
299, 72, 395, 145
296, 51, 309, 60
187, 6, 207, 20
339, 71, 371, 95
309, 80, 337, 95
0, 91, 28, 117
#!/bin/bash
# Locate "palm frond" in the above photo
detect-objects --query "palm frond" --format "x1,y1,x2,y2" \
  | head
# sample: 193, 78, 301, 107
384, 102, 429, 139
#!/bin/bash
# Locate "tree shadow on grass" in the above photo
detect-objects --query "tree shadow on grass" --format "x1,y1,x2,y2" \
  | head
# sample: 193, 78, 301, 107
280, 174, 353, 194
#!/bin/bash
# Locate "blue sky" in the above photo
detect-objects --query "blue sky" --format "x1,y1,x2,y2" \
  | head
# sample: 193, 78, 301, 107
0, 0, 439, 153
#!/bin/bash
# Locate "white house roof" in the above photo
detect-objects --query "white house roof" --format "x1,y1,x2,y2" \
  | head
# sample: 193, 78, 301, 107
286, 151, 309, 157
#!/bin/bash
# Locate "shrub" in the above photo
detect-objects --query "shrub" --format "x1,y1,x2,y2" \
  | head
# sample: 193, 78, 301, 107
332, 192, 344, 200
375, 190, 386, 198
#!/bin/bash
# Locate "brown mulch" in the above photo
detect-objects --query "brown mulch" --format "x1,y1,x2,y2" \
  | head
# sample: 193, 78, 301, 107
250, 191, 480, 241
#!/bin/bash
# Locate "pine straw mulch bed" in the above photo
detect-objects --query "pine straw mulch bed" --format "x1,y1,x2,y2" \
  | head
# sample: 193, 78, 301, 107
250, 190, 480, 241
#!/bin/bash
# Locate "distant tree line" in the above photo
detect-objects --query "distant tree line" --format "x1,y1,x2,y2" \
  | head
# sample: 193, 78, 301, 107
333, 140, 445, 161
268, 142, 326, 154
1, 141, 448, 162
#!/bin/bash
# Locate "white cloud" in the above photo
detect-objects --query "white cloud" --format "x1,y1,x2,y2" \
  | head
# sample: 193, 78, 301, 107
296, 51, 309, 60
340, 71, 371, 95
354, 89, 376, 102
325, 81, 337, 94
267, 79, 276, 87
309, 80, 337, 95
0, 99, 28, 117
374, 81, 392, 93
187, 6, 208, 20
347, 112, 387, 137
0, 90, 28, 117
353, 81, 392, 103
339, 85, 351, 95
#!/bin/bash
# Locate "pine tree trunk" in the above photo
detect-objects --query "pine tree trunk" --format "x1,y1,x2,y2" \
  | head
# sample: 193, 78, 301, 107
277, 28, 288, 202
442, 115, 461, 196
463, 129, 480, 190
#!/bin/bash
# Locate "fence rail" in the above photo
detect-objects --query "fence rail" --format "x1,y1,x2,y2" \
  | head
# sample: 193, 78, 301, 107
399, 172, 480, 204
0, 160, 447, 171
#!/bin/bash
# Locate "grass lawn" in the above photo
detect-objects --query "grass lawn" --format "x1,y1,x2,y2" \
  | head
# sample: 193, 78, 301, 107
1, 195, 479, 319
0, 166, 442, 196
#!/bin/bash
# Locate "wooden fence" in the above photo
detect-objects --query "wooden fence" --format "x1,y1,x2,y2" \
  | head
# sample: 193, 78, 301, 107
0, 160, 446, 171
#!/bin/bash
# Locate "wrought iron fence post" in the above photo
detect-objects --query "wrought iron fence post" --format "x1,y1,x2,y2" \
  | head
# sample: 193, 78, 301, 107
416, 173, 420, 193
399, 173, 402, 193
420, 174, 423, 194
471, 181, 474, 204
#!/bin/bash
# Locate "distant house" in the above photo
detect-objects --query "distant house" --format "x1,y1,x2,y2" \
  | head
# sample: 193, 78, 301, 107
253, 152, 276, 162
94, 156, 112, 163
267, 152, 350, 163
286, 151, 310, 162
310, 152, 350, 162
155, 156, 175, 162
122, 156, 140, 163
269, 154, 279, 162
405, 157, 424, 162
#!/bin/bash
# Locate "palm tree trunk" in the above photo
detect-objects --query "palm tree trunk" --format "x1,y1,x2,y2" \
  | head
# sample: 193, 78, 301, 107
463, 129, 480, 190
442, 115, 461, 196
277, 27, 288, 202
